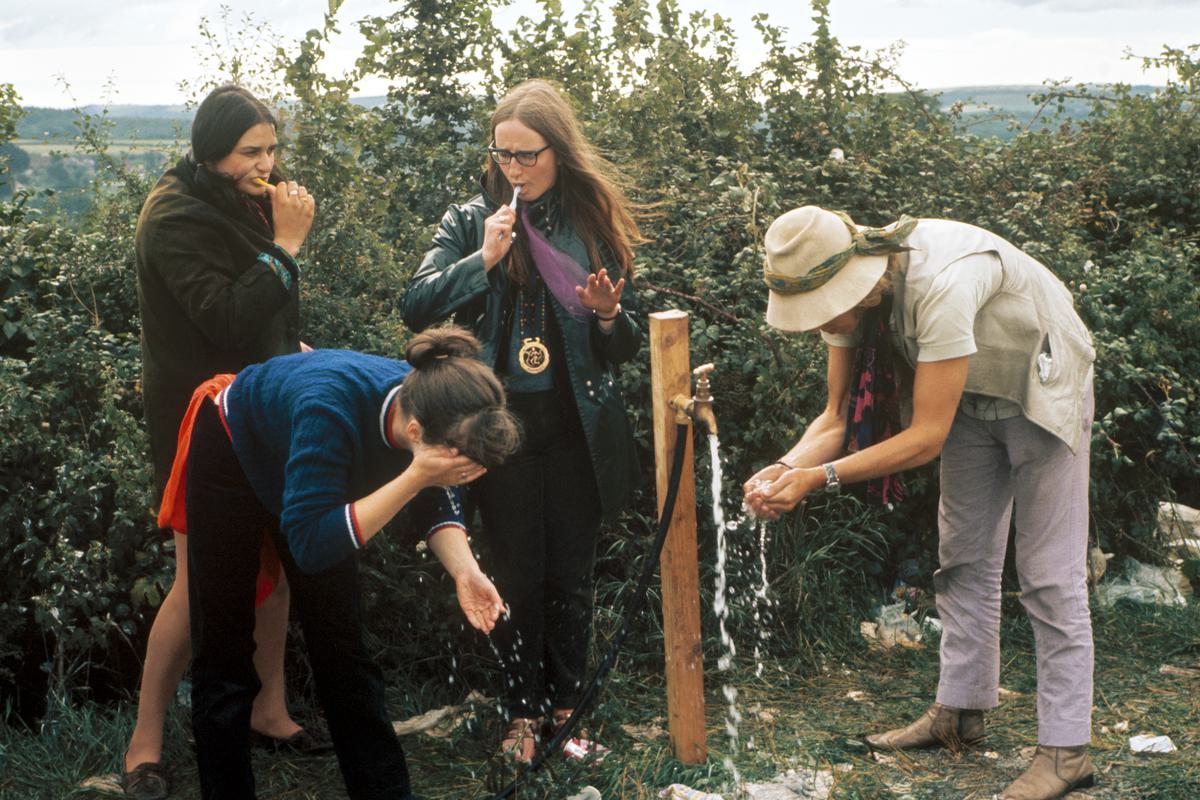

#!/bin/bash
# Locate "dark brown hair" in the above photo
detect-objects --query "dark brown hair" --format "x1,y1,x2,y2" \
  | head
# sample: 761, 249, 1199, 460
484, 79, 643, 288
191, 84, 276, 164
401, 327, 520, 468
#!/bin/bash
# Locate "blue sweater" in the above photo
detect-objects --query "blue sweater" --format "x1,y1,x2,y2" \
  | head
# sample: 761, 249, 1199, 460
218, 349, 466, 573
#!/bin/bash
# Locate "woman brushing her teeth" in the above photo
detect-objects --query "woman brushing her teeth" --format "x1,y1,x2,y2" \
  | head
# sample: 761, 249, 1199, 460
127, 84, 321, 799
402, 79, 644, 764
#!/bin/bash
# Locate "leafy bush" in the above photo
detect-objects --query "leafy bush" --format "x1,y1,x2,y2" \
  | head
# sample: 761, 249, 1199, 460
0, 197, 166, 715
2, 2, 1197, 715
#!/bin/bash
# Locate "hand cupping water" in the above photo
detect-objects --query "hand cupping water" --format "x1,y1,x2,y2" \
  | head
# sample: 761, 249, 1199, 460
455, 570, 506, 634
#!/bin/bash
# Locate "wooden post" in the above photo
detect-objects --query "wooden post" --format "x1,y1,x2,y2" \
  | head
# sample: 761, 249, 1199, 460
648, 310, 707, 764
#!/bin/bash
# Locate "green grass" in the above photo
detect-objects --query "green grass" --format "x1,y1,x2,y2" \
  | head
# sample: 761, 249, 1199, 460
2, 602, 1196, 799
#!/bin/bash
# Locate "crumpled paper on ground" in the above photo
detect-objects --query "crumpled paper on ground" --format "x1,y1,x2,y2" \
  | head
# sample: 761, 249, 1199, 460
1087, 546, 1113, 583
1158, 501, 1200, 561
1129, 733, 1177, 754
660, 785, 725, 799
860, 602, 943, 648
392, 690, 489, 737
743, 767, 836, 799
1094, 557, 1191, 607
78, 775, 123, 794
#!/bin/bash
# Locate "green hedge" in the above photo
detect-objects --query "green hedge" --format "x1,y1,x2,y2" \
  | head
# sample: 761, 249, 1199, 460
1, 2, 1197, 714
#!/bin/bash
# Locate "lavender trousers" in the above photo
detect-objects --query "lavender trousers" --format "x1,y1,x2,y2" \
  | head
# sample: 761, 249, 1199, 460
933, 385, 1094, 746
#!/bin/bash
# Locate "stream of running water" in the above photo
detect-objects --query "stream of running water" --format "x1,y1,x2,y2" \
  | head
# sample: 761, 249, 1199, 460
709, 434, 782, 790
708, 433, 743, 788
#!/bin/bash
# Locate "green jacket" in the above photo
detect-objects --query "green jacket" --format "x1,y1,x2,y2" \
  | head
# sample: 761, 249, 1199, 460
135, 156, 300, 504
401, 186, 642, 519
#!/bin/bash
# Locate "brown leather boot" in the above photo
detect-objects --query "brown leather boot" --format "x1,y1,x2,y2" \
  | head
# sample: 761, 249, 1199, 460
863, 703, 985, 752
998, 745, 1095, 800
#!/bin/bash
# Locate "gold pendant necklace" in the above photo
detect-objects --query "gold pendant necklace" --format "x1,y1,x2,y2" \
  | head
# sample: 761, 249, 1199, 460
518, 282, 550, 375
518, 337, 550, 374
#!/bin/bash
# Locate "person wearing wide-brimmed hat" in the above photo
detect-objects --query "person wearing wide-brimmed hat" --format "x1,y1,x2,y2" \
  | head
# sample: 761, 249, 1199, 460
743, 206, 1097, 800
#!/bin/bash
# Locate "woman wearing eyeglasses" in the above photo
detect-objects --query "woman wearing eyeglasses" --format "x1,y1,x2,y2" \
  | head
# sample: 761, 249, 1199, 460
401, 79, 644, 763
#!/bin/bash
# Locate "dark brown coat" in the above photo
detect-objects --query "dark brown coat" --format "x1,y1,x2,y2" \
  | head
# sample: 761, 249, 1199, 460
135, 156, 300, 505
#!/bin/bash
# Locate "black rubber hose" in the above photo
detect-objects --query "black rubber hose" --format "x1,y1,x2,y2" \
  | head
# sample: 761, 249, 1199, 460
485, 422, 693, 799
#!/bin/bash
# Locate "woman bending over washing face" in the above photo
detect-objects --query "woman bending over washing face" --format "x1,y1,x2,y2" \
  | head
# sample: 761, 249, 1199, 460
180, 327, 519, 799
744, 206, 1096, 800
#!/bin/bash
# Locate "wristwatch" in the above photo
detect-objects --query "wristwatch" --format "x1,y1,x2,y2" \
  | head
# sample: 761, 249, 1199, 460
821, 462, 841, 493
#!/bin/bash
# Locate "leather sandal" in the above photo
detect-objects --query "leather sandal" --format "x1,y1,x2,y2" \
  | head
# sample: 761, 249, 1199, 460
500, 717, 539, 763
121, 757, 169, 800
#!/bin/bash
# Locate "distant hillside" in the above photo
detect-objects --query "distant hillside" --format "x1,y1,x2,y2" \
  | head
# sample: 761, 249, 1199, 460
931, 84, 1159, 138
935, 84, 1158, 110
15, 87, 1162, 145
18, 106, 189, 142
15, 100, 386, 143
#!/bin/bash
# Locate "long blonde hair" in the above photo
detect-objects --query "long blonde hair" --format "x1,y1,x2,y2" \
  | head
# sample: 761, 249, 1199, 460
484, 80, 643, 287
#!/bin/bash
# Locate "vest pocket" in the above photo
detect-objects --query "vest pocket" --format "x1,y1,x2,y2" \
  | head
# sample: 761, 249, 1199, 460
1037, 334, 1055, 384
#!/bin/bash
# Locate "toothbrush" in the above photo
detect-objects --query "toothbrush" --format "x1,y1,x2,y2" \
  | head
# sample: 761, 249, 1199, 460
507, 184, 520, 242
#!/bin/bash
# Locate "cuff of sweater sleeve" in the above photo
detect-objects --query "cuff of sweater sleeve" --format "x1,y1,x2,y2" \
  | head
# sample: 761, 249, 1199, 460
344, 503, 365, 549
425, 521, 468, 541
258, 250, 296, 291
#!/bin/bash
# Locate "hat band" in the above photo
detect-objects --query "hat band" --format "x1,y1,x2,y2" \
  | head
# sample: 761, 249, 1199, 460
764, 212, 918, 296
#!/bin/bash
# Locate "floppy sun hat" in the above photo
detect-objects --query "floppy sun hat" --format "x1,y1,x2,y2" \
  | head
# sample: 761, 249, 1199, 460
763, 206, 916, 332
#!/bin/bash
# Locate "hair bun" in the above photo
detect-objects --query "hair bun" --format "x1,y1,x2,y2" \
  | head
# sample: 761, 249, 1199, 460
406, 325, 482, 369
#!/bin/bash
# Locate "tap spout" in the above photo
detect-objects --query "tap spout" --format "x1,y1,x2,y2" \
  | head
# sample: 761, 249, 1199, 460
668, 363, 718, 435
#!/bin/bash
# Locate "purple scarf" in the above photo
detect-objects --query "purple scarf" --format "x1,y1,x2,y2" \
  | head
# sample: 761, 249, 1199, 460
521, 207, 590, 319
842, 301, 904, 506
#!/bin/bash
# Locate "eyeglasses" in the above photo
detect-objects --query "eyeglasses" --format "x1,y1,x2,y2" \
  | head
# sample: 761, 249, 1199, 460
488, 144, 552, 167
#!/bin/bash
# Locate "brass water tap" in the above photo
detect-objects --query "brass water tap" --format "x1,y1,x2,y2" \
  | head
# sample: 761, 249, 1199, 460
670, 363, 718, 435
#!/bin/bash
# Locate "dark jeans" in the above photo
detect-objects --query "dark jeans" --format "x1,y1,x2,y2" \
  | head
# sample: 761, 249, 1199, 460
474, 390, 602, 718
185, 400, 414, 800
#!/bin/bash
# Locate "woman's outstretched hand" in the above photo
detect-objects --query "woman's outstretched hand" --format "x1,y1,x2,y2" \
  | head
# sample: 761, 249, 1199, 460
575, 267, 625, 317
455, 570, 505, 634
409, 445, 487, 488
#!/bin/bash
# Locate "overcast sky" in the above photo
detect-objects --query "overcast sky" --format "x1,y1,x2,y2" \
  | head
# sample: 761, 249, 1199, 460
4, 0, 1198, 107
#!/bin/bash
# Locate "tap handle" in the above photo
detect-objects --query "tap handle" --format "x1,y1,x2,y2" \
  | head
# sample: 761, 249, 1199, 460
693, 363, 715, 400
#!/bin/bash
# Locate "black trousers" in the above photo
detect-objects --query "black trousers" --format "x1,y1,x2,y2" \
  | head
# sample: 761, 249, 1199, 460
474, 390, 602, 718
185, 400, 415, 800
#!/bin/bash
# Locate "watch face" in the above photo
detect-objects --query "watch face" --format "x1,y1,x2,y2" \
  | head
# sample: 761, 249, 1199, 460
824, 463, 840, 491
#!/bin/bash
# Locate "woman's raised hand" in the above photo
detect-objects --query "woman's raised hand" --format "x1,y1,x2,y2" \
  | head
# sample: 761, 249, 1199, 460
480, 206, 517, 270
575, 267, 625, 317
267, 180, 316, 257
409, 444, 487, 488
